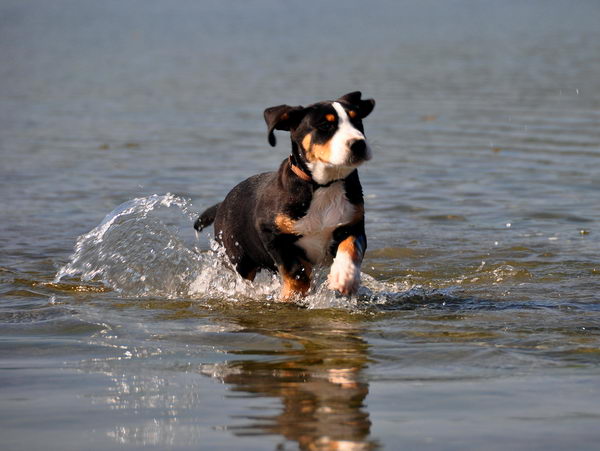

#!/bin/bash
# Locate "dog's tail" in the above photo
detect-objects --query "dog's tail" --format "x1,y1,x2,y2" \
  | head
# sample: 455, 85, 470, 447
194, 202, 220, 232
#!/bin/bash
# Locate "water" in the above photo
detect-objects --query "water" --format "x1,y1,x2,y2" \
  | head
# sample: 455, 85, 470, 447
2, 0, 600, 449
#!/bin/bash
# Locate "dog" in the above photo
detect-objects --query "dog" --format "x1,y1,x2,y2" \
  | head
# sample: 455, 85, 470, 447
194, 91, 375, 301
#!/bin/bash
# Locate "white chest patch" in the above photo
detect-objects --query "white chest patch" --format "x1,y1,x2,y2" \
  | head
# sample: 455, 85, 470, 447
294, 182, 356, 264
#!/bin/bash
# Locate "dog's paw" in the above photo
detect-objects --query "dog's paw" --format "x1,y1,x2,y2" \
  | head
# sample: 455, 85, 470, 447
328, 253, 361, 295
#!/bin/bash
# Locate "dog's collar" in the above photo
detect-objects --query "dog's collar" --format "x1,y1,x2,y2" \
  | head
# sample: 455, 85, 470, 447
289, 158, 313, 182
288, 156, 345, 189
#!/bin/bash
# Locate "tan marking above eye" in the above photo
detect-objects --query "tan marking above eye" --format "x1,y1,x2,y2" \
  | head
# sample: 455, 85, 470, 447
348, 110, 358, 119
325, 113, 336, 122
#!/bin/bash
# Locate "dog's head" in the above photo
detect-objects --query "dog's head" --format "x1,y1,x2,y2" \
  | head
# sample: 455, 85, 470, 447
264, 92, 375, 184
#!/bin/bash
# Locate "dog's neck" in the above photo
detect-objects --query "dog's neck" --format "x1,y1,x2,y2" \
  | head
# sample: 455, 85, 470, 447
289, 141, 312, 179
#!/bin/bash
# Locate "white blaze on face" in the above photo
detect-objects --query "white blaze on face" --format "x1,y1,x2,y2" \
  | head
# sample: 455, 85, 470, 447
328, 102, 370, 165
306, 101, 372, 185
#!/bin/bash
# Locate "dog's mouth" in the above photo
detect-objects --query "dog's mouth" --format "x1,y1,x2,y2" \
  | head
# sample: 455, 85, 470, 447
307, 139, 372, 166
331, 139, 372, 168
304, 142, 371, 185
314, 152, 370, 168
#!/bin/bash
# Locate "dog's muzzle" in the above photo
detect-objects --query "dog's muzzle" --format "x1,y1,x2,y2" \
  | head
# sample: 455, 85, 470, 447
349, 139, 370, 164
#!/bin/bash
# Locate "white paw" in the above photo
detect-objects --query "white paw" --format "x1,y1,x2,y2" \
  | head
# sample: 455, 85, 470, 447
328, 253, 361, 295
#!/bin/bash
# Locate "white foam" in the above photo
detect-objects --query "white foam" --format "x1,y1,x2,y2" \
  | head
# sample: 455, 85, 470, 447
56, 194, 452, 310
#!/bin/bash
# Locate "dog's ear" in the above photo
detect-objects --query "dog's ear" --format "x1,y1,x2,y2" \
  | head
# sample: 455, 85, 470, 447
264, 104, 306, 147
337, 91, 375, 119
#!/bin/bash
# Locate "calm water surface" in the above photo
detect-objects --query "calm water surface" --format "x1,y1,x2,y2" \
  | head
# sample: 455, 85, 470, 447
1, 1, 600, 449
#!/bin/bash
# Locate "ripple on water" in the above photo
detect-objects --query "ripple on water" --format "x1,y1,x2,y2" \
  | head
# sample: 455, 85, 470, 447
53, 194, 473, 311
51, 193, 599, 315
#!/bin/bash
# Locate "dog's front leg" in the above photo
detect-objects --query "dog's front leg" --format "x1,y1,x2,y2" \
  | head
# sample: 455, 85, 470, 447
328, 234, 366, 296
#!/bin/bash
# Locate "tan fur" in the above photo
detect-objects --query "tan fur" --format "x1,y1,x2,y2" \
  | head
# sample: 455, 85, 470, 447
302, 134, 314, 162
302, 133, 312, 151
279, 262, 312, 301
274, 213, 298, 235
338, 236, 363, 263
302, 132, 333, 164
312, 142, 333, 163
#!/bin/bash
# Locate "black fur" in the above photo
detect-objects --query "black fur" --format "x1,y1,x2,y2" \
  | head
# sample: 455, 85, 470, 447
195, 92, 375, 293
210, 160, 316, 279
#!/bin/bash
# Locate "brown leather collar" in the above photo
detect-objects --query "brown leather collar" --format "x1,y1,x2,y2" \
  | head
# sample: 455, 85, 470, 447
289, 157, 313, 183
288, 156, 346, 188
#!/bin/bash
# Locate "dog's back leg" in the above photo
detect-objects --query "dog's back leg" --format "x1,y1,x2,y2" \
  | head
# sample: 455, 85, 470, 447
236, 255, 259, 282
194, 202, 221, 232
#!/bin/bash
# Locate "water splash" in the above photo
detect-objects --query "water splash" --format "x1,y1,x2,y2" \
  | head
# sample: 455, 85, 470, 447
55, 194, 454, 309
55, 194, 202, 297
54, 194, 286, 301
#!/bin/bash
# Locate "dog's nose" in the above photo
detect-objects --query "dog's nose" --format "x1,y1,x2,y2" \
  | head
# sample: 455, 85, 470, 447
350, 139, 367, 160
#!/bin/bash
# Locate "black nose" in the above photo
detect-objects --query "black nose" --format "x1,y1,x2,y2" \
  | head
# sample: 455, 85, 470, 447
350, 139, 367, 159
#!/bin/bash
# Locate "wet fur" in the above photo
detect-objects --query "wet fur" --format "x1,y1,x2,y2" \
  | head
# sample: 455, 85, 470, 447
195, 92, 375, 301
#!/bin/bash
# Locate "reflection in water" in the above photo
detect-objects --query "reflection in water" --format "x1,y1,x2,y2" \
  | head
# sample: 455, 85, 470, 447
79, 305, 378, 450
202, 311, 378, 450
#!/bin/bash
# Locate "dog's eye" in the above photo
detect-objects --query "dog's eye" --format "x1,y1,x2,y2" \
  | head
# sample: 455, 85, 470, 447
317, 121, 335, 131
348, 110, 358, 119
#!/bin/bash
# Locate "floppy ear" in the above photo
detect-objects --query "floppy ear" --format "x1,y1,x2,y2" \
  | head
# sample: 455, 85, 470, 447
337, 91, 376, 119
263, 104, 305, 147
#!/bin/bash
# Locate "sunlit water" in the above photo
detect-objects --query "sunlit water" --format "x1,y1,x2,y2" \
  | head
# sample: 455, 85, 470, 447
2, 0, 600, 450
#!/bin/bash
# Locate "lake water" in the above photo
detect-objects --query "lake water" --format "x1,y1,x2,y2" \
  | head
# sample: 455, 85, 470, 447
1, 0, 600, 449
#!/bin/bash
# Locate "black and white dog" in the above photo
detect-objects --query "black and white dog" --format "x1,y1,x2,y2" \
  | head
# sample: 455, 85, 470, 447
195, 92, 375, 301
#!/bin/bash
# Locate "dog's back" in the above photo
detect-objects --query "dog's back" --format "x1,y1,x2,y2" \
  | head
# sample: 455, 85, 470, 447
212, 172, 280, 278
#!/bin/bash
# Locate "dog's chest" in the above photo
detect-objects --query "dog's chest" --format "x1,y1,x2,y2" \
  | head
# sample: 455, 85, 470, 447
294, 183, 356, 264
